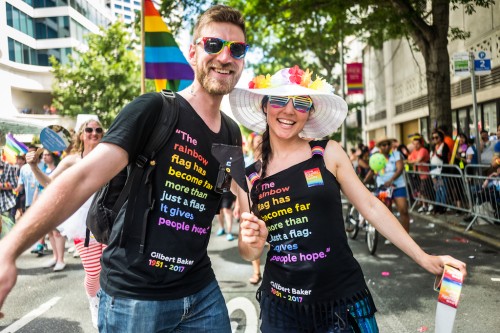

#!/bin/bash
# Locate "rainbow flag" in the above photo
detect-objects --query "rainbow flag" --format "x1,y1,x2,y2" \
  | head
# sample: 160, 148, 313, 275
144, 0, 194, 92
2, 133, 28, 164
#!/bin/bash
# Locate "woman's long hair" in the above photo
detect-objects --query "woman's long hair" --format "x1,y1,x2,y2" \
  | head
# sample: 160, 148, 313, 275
70, 119, 104, 155
249, 97, 273, 217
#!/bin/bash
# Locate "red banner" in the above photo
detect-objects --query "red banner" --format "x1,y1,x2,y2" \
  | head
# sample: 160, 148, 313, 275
346, 63, 363, 95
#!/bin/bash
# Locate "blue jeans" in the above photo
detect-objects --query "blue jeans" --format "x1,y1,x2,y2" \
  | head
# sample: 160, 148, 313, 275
97, 279, 231, 333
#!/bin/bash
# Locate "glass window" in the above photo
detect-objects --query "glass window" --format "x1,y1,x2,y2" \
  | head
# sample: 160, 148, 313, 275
22, 44, 31, 64
12, 8, 20, 30
115, 4, 122, 9
7, 4, 13, 27
8, 38, 15, 62
31, 48, 38, 65
61, 16, 70, 37
483, 102, 498, 135
14, 40, 22, 63
27, 16, 34, 36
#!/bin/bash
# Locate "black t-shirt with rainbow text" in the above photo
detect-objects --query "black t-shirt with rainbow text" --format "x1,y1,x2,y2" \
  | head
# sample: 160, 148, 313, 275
100, 92, 240, 300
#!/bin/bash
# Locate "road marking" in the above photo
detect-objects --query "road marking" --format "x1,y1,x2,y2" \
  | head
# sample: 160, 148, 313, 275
226, 296, 258, 333
377, 254, 400, 259
491, 278, 500, 282
0, 297, 61, 333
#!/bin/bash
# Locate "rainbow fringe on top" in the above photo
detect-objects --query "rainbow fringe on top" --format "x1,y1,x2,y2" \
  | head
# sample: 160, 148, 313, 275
144, 0, 193, 92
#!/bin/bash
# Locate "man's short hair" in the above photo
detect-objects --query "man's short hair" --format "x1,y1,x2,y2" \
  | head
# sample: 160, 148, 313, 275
193, 5, 246, 41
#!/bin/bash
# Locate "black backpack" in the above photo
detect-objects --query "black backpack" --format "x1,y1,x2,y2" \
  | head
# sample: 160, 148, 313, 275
85, 90, 241, 253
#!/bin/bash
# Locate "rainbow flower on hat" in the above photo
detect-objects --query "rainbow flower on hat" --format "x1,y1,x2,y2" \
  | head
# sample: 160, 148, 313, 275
229, 65, 348, 138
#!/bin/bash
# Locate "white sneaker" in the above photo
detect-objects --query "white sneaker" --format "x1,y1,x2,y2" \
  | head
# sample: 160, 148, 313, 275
417, 206, 426, 213
43, 258, 57, 268
67, 246, 75, 253
428, 204, 434, 212
73, 248, 80, 258
53, 262, 66, 271
88, 295, 99, 329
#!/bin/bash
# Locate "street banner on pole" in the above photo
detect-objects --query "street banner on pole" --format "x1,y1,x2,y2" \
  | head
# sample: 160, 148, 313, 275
452, 52, 470, 77
346, 62, 363, 95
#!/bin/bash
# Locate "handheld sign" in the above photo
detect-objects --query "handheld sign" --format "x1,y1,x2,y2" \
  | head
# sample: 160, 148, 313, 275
40, 125, 72, 152
434, 265, 464, 333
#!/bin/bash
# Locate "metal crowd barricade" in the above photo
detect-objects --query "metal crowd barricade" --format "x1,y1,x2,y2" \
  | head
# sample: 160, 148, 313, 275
462, 164, 500, 231
404, 163, 473, 218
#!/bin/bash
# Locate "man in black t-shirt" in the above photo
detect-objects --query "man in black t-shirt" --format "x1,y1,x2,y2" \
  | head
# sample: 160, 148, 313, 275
0, 5, 247, 332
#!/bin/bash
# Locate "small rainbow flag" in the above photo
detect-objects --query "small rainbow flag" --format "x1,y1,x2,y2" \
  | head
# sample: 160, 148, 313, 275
2, 133, 28, 164
144, 0, 194, 92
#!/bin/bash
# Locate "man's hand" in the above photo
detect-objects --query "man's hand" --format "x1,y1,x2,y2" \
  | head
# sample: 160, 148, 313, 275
0, 253, 18, 319
239, 212, 267, 249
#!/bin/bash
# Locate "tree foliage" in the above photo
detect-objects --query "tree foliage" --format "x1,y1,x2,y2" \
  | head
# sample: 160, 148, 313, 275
226, 0, 360, 85
221, 0, 494, 132
50, 21, 141, 128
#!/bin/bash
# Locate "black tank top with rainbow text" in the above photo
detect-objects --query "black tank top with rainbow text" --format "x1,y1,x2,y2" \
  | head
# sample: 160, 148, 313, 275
246, 140, 375, 314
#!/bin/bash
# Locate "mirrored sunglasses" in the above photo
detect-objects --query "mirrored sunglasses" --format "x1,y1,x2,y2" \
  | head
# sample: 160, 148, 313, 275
268, 96, 313, 113
195, 37, 249, 59
85, 127, 103, 134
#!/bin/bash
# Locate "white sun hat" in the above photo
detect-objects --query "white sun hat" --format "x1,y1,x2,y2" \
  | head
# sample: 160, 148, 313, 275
229, 66, 348, 138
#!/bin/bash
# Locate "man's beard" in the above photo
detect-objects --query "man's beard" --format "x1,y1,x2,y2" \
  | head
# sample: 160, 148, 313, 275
195, 61, 242, 96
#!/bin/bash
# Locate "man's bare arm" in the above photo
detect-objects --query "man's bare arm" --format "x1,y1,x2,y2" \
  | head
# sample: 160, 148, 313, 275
0, 143, 128, 258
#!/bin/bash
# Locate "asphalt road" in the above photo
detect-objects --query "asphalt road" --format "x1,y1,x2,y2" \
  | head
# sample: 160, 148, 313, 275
0, 213, 499, 333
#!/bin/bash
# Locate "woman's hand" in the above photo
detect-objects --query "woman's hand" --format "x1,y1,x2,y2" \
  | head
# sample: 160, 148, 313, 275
420, 254, 467, 278
239, 212, 268, 249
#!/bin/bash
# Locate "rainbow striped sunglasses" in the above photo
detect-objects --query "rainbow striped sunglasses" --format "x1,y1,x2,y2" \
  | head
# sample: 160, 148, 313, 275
268, 96, 313, 113
195, 37, 249, 59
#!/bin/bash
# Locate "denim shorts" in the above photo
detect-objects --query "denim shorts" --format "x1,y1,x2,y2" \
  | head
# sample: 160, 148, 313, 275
392, 187, 407, 198
97, 279, 230, 333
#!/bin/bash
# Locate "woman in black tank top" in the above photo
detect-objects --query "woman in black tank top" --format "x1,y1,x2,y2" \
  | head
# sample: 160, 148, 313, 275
229, 66, 467, 333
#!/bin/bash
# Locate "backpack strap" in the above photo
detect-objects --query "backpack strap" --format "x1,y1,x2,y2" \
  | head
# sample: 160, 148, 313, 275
118, 90, 180, 253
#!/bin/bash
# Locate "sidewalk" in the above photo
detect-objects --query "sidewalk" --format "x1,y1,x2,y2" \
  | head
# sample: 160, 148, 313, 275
412, 211, 500, 250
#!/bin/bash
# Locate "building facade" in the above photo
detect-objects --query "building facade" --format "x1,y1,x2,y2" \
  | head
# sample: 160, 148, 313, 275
0, 0, 113, 130
107, 0, 141, 24
361, 2, 500, 148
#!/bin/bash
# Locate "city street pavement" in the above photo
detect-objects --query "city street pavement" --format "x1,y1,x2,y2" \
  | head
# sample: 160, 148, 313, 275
413, 208, 500, 250
0, 213, 499, 333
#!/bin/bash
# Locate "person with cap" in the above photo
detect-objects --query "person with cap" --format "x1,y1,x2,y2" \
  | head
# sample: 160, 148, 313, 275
363, 136, 410, 233
229, 65, 467, 332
